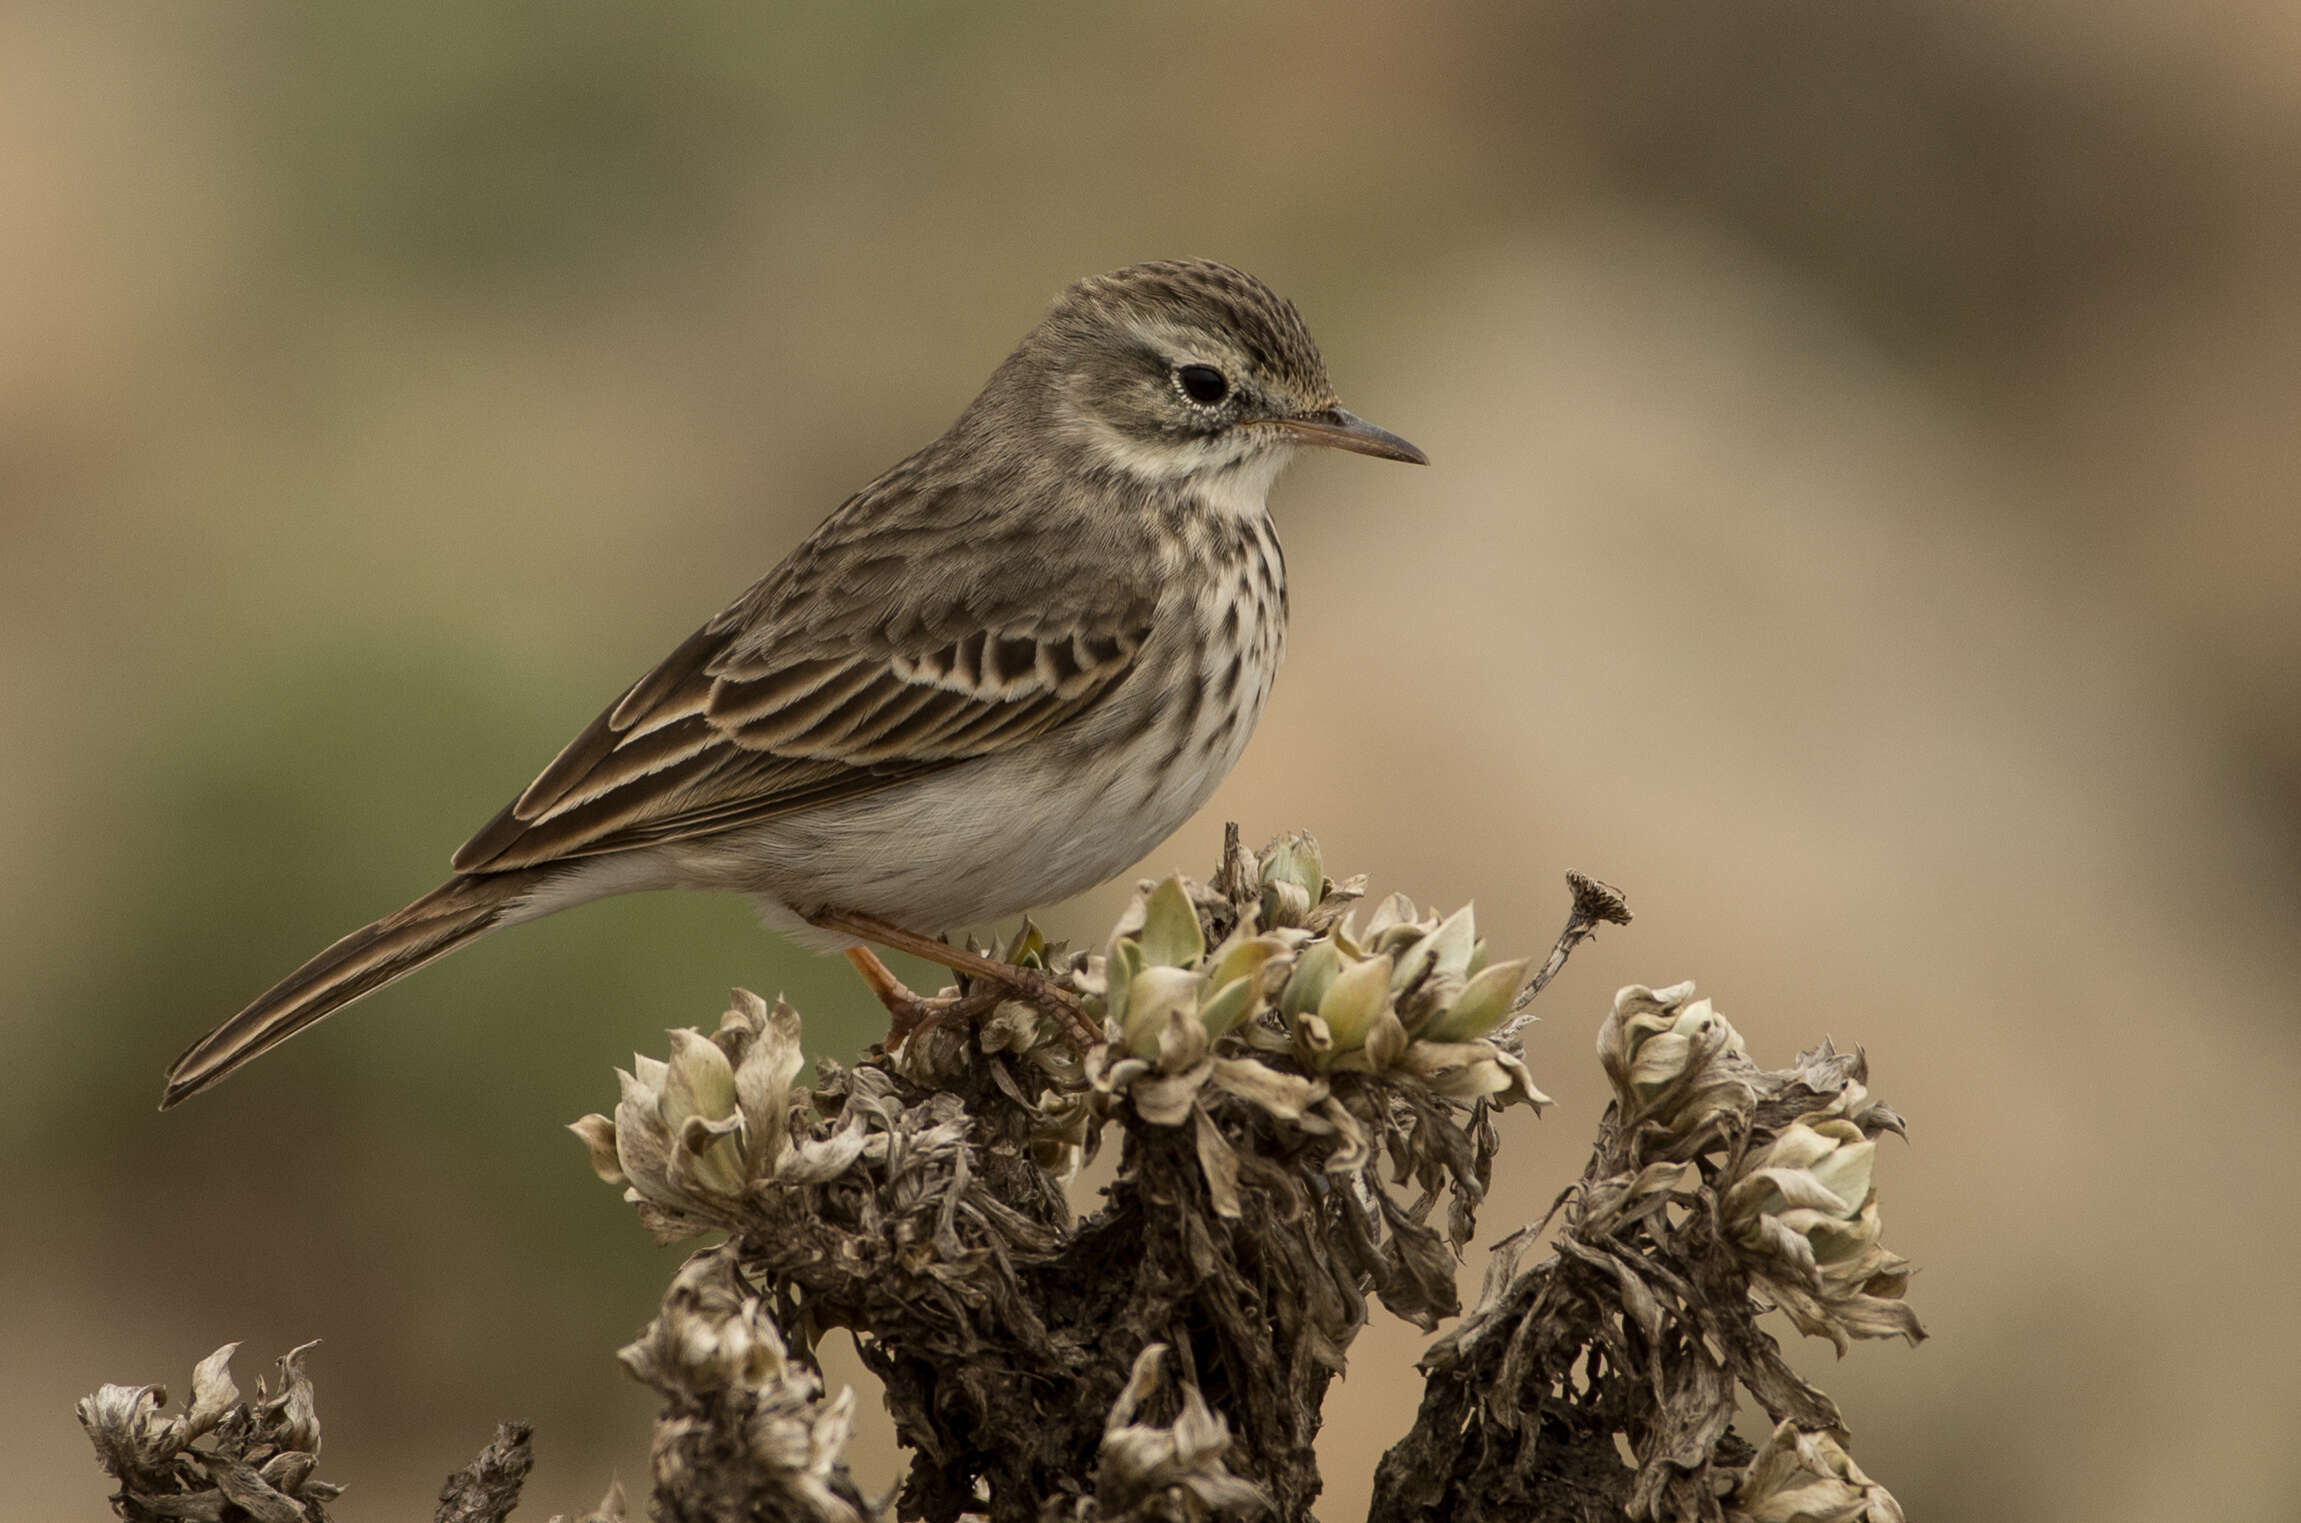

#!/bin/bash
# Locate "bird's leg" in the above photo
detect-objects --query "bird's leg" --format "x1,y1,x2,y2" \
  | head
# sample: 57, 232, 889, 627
809, 906, 1102, 1048
840, 946, 948, 1047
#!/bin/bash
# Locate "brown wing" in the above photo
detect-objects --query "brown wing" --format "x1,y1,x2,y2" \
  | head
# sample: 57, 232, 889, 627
449, 593, 1155, 874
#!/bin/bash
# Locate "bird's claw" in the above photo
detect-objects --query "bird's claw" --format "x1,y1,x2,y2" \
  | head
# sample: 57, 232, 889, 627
838, 934, 1101, 1052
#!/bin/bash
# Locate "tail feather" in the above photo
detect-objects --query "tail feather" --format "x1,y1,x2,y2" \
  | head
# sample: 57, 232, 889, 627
161, 872, 543, 1109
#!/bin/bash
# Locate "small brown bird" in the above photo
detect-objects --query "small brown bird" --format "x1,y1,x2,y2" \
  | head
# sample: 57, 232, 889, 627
162, 260, 1424, 1108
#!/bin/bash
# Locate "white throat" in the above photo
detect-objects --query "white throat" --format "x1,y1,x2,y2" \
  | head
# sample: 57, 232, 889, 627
1186, 448, 1292, 523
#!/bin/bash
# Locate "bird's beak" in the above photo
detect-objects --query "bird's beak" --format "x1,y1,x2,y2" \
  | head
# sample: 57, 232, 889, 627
1270, 407, 1429, 465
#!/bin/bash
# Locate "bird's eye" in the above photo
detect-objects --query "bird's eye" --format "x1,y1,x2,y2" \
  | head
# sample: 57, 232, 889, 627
1176, 364, 1229, 405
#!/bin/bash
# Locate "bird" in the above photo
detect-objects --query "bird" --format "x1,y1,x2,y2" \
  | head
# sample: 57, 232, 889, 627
161, 259, 1426, 1108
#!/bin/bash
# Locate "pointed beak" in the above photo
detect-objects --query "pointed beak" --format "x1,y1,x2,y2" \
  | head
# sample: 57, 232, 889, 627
1269, 407, 1428, 465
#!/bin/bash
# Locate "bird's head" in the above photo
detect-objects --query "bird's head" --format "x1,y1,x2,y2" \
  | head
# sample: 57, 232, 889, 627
1001, 259, 1426, 488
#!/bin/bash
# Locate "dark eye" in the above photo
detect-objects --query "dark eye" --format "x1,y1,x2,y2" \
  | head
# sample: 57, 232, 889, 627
1176, 364, 1229, 405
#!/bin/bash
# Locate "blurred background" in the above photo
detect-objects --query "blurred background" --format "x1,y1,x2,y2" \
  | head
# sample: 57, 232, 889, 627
6, 2, 2299, 1517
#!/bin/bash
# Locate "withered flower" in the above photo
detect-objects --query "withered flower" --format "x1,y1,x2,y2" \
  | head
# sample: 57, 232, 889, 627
571, 988, 810, 1240
1272, 898, 1548, 1108
1253, 828, 1365, 933
1092, 1344, 1269, 1520
78, 1343, 340, 1523
1724, 1114, 1924, 1351
620, 1250, 868, 1523
1726, 1420, 1905, 1523
1596, 981, 1755, 1136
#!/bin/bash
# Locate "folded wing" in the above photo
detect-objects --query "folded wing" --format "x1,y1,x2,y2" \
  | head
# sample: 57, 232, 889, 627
450, 597, 1154, 874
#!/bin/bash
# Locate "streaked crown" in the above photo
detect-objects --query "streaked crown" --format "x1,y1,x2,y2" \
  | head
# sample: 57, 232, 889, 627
1057, 259, 1335, 407
954, 258, 1425, 482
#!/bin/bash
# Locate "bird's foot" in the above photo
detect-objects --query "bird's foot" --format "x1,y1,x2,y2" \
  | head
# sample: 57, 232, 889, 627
840, 947, 949, 1048
811, 906, 1102, 1049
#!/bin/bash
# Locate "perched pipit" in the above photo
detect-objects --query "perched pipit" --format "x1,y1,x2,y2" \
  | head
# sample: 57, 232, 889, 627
163, 260, 1424, 1108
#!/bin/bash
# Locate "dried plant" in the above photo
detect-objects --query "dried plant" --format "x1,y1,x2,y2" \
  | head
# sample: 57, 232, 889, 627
77, 1343, 623, 1523
78, 1343, 340, 1523
1372, 981, 1923, 1522
83, 826, 1925, 1523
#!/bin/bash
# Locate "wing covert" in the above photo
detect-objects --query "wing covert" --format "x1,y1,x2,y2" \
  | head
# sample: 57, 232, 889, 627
449, 605, 1151, 874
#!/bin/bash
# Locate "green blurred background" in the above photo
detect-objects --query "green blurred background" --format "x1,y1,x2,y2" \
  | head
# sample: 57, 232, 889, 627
8, 3, 2300, 1517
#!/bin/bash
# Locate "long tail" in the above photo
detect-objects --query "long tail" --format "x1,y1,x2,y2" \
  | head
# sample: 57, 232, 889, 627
161, 870, 550, 1109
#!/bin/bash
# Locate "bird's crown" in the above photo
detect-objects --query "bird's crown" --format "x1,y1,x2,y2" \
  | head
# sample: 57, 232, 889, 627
948, 259, 1422, 483
1051, 259, 1335, 408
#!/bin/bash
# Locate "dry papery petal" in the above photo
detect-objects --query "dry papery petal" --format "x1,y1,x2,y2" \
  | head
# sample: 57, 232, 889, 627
1600, 984, 1745, 1101
1728, 1420, 1905, 1523
1725, 1109, 1925, 1352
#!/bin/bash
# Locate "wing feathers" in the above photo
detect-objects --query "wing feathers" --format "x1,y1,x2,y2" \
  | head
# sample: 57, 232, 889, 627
702, 654, 855, 727
711, 660, 885, 747
538, 714, 719, 816
826, 678, 951, 760
607, 620, 727, 730
450, 611, 1153, 875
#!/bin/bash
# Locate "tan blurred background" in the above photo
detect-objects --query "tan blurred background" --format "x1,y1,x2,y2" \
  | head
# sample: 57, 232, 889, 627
7, 2, 2300, 1517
